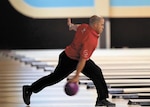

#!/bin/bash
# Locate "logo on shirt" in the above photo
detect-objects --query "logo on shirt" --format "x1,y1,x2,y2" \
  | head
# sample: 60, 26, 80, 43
81, 28, 86, 34
83, 50, 88, 58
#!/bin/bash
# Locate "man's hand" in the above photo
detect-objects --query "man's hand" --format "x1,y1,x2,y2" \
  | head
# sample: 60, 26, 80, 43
67, 18, 74, 31
67, 18, 72, 27
68, 75, 79, 83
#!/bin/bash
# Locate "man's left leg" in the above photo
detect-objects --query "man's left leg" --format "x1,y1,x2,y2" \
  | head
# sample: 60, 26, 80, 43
82, 59, 115, 107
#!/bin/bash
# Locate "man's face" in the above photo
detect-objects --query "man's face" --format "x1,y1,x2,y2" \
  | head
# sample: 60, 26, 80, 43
95, 19, 104, 34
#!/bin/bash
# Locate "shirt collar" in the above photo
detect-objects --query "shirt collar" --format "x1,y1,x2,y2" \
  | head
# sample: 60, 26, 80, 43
88, 25, 99, 38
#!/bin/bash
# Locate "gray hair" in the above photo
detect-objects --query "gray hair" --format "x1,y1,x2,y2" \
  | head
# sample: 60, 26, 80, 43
89, 15, 103, 25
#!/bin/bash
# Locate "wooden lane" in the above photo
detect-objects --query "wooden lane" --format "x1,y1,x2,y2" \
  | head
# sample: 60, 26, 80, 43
79, 79, 150, 86
11, 48, 150, 57
69, 75, 150, 80
128, 99, 150, 106
31, 61, 150, 70
7, 50, 150, 83
2, 49, 150, 107
8, 49, 150, 72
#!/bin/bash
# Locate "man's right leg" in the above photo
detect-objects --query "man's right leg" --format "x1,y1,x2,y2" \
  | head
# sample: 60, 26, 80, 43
23, 51, 78, 105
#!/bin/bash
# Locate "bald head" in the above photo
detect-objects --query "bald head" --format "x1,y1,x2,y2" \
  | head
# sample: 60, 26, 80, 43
89, 15, 103, 26
89, 15, 104, 34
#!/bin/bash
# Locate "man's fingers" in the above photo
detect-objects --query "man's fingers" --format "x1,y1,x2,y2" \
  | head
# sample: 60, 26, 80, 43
67, 18, 71, 26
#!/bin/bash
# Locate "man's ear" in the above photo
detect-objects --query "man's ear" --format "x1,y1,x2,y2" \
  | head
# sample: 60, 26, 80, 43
93, 23, 97, 29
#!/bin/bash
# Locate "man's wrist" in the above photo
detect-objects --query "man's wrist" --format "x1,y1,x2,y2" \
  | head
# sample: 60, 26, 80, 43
69, 24, 74, 28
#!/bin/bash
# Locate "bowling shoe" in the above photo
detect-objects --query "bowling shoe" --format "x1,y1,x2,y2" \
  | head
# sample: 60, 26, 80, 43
23, 85, 32, 105
95, 99, 116, 107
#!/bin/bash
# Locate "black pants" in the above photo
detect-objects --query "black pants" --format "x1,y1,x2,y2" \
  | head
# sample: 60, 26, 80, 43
31, 51, 108, 100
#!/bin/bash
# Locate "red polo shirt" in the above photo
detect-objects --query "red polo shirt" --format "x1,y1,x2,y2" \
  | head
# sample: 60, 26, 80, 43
65, 24, 99, 60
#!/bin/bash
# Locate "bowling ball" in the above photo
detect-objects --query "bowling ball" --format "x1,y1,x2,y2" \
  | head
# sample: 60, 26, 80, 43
64, 82, 79, 96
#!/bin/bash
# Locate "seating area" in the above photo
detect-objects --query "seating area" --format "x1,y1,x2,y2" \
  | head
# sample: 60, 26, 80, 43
0, 48, 150, 107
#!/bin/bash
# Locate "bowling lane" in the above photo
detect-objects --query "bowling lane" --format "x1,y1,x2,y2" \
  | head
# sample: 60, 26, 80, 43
1, 49, 148, 107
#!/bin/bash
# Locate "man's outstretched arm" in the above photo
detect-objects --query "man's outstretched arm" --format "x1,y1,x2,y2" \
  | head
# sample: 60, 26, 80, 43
67, 18, 80, 31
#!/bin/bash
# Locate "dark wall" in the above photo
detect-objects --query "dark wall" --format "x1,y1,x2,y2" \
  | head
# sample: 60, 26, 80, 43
111, 18, 150, 48
0, 0, 150, 49
0, 0, 89, 49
